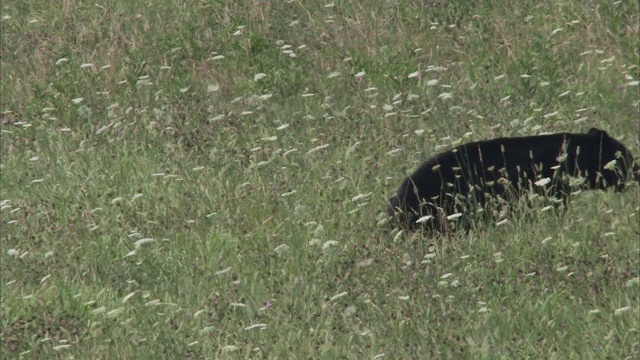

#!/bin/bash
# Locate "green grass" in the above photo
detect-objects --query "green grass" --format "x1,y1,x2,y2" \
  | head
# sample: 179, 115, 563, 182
1, 0, 639, 358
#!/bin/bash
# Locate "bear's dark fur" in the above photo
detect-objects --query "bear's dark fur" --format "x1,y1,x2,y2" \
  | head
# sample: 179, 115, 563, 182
388, 128, 637, 233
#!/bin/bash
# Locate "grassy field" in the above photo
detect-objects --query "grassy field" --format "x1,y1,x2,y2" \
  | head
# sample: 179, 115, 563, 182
1, 0, 639, 358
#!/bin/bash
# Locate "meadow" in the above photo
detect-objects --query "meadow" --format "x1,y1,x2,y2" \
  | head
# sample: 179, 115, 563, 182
1, 0, 639, 358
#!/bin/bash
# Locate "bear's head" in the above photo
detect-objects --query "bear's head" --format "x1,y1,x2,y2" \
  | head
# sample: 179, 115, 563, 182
587, 128, 636, 191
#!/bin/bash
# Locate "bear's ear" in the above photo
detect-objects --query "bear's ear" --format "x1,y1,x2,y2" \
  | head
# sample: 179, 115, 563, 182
588, 128, 609, 138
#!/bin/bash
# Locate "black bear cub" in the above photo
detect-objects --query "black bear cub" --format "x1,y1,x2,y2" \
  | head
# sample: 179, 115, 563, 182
388, 128, 637, 233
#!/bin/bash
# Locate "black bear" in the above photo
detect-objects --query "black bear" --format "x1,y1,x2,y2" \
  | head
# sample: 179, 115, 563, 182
388, 128, 638, 233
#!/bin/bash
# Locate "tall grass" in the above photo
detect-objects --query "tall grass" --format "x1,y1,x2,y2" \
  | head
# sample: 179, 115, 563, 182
1, 0, 639, 358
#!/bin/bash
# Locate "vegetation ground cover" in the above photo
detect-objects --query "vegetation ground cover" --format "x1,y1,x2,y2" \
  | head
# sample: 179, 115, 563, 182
1, 0, 639, 358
